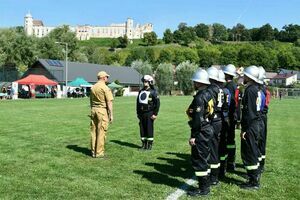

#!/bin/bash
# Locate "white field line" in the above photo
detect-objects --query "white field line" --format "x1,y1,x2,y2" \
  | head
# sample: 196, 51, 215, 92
166, 176, 197, 200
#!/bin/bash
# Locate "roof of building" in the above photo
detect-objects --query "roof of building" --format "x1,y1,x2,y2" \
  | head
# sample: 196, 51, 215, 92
33, 20, 44, 26
273, 72, 297, 79
265, 72, 278, 79
30, 59, 142, 85
279, 69, 300, 80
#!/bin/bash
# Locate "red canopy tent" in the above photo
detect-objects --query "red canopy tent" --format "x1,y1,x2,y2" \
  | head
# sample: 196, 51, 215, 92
15, 74, 58, 86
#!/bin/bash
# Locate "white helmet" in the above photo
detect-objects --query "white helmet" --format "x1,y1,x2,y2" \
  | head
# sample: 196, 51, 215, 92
244, 65, 260, 83
207, 66, 219, 81
218, 70, 226, 83
141, 75, 154, 85
191, 69, 210, 85
258, 66, 266, 84
222, 64, 237, 77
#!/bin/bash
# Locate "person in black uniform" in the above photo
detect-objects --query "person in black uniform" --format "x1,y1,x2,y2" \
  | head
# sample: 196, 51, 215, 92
240, 65, 262, 190
136, 75, 160, 150
186, 69, 214, 197
206, 66, 225, 185
217, 69, 231, 178
221, 64, 238, 171
257, 66, 271, 173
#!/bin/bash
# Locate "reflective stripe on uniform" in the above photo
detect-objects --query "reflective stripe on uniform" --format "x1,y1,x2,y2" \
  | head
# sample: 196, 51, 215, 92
207, 169, 211, 174
195, 170, 209, 177
147, 138, 154, 141
210, 163, 220, 169
258, 157, 262, 161
141, 137, 147, 141
245, 163, 259, 170
227, 144, 236, 149
262, 155, 266, 159
220, 154, 228, 161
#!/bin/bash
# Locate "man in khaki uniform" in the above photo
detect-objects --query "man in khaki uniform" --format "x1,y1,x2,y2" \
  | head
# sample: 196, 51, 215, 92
90, 71, 114, 158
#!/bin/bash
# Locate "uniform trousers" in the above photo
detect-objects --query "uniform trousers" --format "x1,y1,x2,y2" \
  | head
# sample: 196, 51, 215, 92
139, 111, 154, 141
209, 119, 222, 178
90, 107, 109, 156
192, 125, 213, 177
241, 120, 262, 180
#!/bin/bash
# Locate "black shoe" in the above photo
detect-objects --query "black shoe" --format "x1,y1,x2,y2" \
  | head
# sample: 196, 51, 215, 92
240, 181, 260, 190
210, 175, 220, 186
227, 163, 236, 172
187, 188, 210, 196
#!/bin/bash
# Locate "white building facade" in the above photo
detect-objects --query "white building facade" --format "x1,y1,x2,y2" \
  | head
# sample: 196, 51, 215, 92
24, 13, 153, 40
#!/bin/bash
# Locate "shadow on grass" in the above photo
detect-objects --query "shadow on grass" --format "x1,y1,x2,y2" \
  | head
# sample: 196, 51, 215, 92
133, 152, 194, 188
110, 140, 140, 149
66, 145, 91, 157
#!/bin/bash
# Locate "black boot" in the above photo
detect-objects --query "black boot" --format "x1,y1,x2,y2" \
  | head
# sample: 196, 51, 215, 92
139, 140, 147, 151
219, 160, 227, 179
187, 176, 210, 196
240, 170, 260, 190
147, 141, 153, 150
260, 159, 265, 173
210, 168, 220, 186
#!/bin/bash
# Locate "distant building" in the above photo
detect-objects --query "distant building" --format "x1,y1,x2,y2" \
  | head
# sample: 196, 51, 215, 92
271, 72, 297, 86
22, 59, 142, 96
24, 13, 153, 40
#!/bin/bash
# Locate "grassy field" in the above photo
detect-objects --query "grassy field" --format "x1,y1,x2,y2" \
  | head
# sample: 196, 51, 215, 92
0, 97, 299, 199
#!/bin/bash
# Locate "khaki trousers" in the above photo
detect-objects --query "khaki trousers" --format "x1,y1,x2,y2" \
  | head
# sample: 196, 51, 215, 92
90, 107, 109, 156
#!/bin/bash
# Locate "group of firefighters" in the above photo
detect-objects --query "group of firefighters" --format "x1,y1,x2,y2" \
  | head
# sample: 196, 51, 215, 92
186, 64, 270, 196
90, 64, 270, 197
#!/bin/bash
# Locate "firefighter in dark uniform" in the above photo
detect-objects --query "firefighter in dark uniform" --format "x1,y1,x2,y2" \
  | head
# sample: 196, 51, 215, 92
186, 69, 214, 197
240, 65, 262, 189
206, 66, 225, 185
217, 69, 231, 178
257, 66, 271, 173
136, 75, 160, 150
222, 64, 238, 171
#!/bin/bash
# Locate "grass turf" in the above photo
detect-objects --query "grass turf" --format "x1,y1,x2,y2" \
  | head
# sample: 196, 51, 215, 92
0, 97, 299, 199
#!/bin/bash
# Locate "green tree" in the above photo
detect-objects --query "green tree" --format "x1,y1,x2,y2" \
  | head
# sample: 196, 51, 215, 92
144, 48, 157, 64
212, 23, 228, 42
48, 25, 78, 61
230, 23, 251, 41
163, 29, 174, 44
277, 50, 297, 69
176, 61, 198, 95
118, 35, 129, 48
198, 46, 221, 67
143, 32, 158, 46
258, 24, 275, 41
155, 63, 174, 95
158, 49, 174, 63
194, 23, 210, 40
131, 60, 153, 76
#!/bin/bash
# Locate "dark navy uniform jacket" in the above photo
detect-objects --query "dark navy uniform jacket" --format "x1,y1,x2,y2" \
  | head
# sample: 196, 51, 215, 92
188, 89, 214, 138
241, 83, 261, 133
136, 87, 160, 116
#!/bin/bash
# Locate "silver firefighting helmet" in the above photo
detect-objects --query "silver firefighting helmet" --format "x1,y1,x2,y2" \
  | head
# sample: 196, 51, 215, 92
222, 64, 237, 77
258, 66, 266, 84
191, 69, 210, 85
218, 69, 226, 83
141, 75, 154, 85
207, 66, 220, 81
243, 65, 260, 83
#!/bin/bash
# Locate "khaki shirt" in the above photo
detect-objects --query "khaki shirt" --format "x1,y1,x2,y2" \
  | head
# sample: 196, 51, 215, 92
90, 81, 114, 108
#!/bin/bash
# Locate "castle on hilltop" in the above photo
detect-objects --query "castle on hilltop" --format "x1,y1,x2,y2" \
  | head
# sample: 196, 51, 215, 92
24, 13, 153, 40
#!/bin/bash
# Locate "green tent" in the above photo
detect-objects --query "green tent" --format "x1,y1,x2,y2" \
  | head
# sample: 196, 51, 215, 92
68, 77, 92, 87
107, 82, 123, 89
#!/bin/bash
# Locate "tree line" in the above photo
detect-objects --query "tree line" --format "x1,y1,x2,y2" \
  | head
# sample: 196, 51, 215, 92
0, 24, 299, 82
163, 23, 300, 46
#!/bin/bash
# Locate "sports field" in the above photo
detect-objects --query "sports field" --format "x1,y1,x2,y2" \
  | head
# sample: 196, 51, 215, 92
0, 97, 299, 199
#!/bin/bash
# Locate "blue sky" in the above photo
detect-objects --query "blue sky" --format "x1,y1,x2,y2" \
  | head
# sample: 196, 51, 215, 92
0, 0, 299, 37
